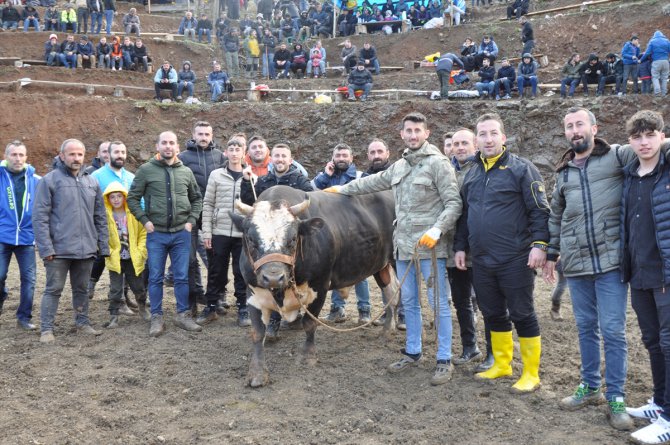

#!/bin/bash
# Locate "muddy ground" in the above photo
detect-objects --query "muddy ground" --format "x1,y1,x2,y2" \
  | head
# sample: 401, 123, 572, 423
0, 0, 668, 442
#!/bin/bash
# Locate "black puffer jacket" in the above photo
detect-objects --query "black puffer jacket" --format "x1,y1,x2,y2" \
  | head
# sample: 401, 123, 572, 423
240, 165, 313, 205
178, 139, 226, 197
348, 67, 373, 85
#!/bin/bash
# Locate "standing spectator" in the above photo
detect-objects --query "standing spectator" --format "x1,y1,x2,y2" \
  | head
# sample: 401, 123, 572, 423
494, 57, 516, 100
120, 35, 133, 69
34, 139, 109, 343
640, 30, 670, 97
639, 58, 653, 95
260, 28, 276, 79
435, 52, 464, 100
44, 5, 60, 32
244, 29, 261, 78
60, 5, 77, 33
88, 0, 103, 34
77, 34, 95, 69
1, 4, 21, 31
44, 34, 61, 66
177, 61, 196, 100
153, 61, 178, 101
519, 16, 534, 56
178, 11, 197, 40
621, 36, 641, 95
123, 7, 140, 37
131, 38, 149, 72
197, 13, 212, 43
207, 62, 230, 101
22, 6, 41, 32
559, 53, 582, 99
0, 141, 40, 331
359, 42, 380, 75
103, 0, 116, 35
222, 27, 240, 78
96, 36, 112, 68
516, 52, 538, 98
346, 61, 373, 101
74, 0, 88, 34
597, 53, 623, 96
475, 57, 495, 99
215, 11, 229, 41
60, 34, 78, 69
126, 131, 203, 337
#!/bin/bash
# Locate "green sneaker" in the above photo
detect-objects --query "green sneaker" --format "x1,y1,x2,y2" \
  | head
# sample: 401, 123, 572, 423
559, 383, 605, 411
606, 396, 634, 431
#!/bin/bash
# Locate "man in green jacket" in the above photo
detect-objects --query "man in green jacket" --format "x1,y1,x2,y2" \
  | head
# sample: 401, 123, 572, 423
127, 131, 203, 337
326, 112, 462, 386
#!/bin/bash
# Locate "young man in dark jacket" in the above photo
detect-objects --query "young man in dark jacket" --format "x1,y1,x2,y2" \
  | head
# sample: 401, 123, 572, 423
131, 38, 149, 72
597, 53, 623, 96
222, 28, 240, 77
359, 42, 380, 75
347, 61, 373, 101
273, 41, 291, 78
494, 57, 516, 100
177, 61, 196, 100
520, 16, 534, 56
76, 35, 95, 69
579, 53, 604, 97
475, 57, 496, 99
127, 131, 203, 337
435, 52, 464, 100
517, 52, 538, 98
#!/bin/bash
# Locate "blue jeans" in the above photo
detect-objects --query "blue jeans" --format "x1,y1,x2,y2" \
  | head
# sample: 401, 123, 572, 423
91, 11, 102, 34
59, 53, 77, 69
560, 77, 579, 97
23, 18, 40, 31
209, 80, 225, 101
0, 243, 36, 322
2, 20, 18, 30
40, 258, 94, 333
567, 270, 629, 399
122, 52, 132, 69
262, 51, 275, 78
306, 59, 325, 76
518, 75, 538, 96
146, 230, 191, 315
396, 258, 452, 361
347, 82, 371, 98
104, 9, 114, 35
476, 81, 494, 97
330, 280, 370, 312
198, 28, 211, 43
364, 58, 380, 75
178, 81, 194, 97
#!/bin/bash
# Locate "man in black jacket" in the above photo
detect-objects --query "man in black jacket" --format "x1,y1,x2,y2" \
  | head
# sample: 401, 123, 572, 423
520, 16, 534, 56
359, 42, 380, 75
507, 0, 529, 20
579, 53, 603, 97
597, 53, 623, 96
347, 61, 373, 101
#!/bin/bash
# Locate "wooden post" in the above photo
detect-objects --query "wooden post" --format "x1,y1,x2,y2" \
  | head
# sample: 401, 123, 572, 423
147, 0, 151, 14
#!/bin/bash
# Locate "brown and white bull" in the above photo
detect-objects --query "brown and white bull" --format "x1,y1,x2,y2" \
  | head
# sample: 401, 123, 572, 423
231, 185, 399, 387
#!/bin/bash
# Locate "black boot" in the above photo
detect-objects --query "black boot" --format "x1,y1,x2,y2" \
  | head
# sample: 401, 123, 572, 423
453, 344, 482, 365
475, 342, 494, 372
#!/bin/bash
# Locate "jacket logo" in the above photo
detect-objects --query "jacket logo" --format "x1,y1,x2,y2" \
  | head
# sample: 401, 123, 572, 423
5, 186, 15, 210
499, 165, 508, 170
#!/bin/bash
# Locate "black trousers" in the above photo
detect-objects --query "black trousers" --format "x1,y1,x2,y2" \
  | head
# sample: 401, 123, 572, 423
205, 235, 246, 308
155, 82, 177, 99
472, 255, 539, 338
188, 227, 204, 302
448, 266, 477, 347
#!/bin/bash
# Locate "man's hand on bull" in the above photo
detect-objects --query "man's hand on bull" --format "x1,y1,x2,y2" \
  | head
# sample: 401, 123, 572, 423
242, 166, 257, 182
323, 186, 342, 193
418, 227, 441, 249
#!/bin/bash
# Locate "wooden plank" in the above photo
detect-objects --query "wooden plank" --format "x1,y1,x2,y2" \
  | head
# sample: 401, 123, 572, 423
22, 59, 48, 66
0, 57, 20, 66
499, 0, 622, 19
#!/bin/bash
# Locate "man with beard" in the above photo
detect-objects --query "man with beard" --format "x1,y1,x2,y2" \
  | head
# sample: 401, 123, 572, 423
543, 107, 636, 430
34, 139, 109, 343
239, 143, 314, 338
313, 144, 372, 324
178, 121, 226, 315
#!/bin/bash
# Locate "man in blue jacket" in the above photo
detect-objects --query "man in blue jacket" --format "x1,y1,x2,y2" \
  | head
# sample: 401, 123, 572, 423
154, 61, 178, 101
640, 30, 670, 97
621, 36, 641, 95
0, 141, 40, 331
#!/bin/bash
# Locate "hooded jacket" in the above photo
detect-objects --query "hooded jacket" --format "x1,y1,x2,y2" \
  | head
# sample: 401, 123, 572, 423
126, 156, 202, 233
103, 182, 147, 276
517, 53, 537, 78
621, 40, 641, 65
178, 139, 226, 197
579, 55, 603, 82
0, 162, 40, 246
547, 138, 636, 277
436, 53, 463, 72
244, 152, 270, 177
240, 165, 313, 205
33, 160, 109, 259
641, 30, 670, 63
339, 141, 462, 261
178, 61, 196, 83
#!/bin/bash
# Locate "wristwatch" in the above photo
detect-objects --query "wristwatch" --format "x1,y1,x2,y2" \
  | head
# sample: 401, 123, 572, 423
531, 242, 549, 252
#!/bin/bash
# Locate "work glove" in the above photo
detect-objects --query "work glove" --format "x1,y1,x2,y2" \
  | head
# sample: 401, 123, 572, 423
323, 186, 342, 193
418, 227, 442, 249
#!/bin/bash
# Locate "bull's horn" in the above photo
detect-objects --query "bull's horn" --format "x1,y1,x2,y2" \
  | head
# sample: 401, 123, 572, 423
288, 198, 310, 216
235, 200, 254, 216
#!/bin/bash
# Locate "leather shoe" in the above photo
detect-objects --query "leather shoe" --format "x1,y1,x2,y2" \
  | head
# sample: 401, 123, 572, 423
17, 319, 37, 331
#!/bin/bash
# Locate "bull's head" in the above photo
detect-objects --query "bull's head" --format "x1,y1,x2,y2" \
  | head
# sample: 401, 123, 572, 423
231, 198, 324, 291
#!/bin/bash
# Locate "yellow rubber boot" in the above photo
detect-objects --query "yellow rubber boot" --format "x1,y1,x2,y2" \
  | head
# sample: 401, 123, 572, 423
475, 330, 514, 380
511, 336, 542, 394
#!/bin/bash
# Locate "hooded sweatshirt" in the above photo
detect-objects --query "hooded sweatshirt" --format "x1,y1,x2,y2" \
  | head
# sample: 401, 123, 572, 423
178, 61, 196, 83
641, 30, 670, 63
103, 182, 147, 276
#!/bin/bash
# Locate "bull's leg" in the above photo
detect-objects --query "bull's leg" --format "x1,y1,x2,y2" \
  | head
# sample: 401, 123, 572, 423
374, 263, 399, 337
247, 304, 270, 388
302, 290, 327, 366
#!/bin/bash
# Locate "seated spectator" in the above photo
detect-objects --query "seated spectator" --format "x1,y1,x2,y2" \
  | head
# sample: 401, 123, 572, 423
639, 58, 652, 94
289, 43, 308, 78
460, 37, 478, 71
347, 61, 373, 101
371, 5, 384, 21
22, 6, 40, 32
154, 60, 178, 101
396, 0, 410, 16
44, 5, 59, 31
416, 5, 429, 27
475, 57, 495, 98
44, 33, 61, 66
60, 5, 77, 33
381, 0, 396, 16
359, 42, 380, 75
273, 41, 291, 79
445, 0, 466, 26
280, 13, 294, 41
197, 13, 212, 43
97, 36, 111, 69
408, 5, 420, 27
120, 36, 134, 69
474, 35, 498, 70
559, 53, 581, 99
178, 11, 197, 40
516, 52, 538, 98
77, 35, 95, 69
215, 12, 229, 41
244, 29, 261, 78
341, 39, 357, 75
597, 52, 623, 96
382, 10, 400, 34
207, 62, 229, 101
579, 53, 603, 97
435, 52, 464, 100
310, 3, 327, 34
428, 0, 442, 19
110, 35, 123, 70
493, 57, 516, 100
507, 0, 529, 20
59, 34, 78, 69
177, 60, 196, 100
269, 11, 282, 39
123, 8, 140, 37
2, 4, 21, 30
359, 8, 373, 23
132, 38, 149, 72
337, 9, 356, 37
239, 12, 254, 36
306, 40, 326, 78
315, 9, 333, 38
297, 10, 312, 42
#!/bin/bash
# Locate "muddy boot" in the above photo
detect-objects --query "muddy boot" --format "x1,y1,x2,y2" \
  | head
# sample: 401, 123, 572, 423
195, 306, 219, 326
118, 302, 135, 316
174, 311, 202, 332
149, 314, 165, 337
550, 303, 563, 321
453, 344, 482, 365
216, 297, 228, 315
87, 278, 97, 300
78, 324, 102, 336
105, 315, 119, 329
137, 303, 151, 322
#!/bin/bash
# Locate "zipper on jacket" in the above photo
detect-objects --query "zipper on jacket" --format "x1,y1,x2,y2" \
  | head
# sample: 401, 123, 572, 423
577, 165, 601, 273
229, 174, 238, 237
3, 169, 20, 245
164, 168, 174, 229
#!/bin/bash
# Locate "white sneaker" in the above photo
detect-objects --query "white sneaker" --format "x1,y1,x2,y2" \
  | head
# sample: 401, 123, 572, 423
628, 399, 663, 420
631, 415, 670, 444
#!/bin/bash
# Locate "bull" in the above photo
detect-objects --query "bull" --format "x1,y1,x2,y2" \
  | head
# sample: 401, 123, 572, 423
231, 185, 399, 387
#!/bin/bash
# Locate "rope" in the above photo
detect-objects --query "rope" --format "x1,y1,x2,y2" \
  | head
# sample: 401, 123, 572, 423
250, 174, 258, 202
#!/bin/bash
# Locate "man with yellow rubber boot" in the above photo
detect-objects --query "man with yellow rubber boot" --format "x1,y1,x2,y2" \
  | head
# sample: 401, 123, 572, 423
454, 113, 550, 394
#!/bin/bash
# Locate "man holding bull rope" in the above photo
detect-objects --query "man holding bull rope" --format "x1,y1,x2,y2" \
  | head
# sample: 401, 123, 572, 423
325, 112, 462, 386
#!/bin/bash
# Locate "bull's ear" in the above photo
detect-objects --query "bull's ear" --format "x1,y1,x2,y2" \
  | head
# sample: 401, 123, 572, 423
298, 217, 325, 236
230, 211, 247, 232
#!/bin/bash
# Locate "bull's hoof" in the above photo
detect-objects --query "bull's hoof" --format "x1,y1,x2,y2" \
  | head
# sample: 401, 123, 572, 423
301, 348, 318, 366
247, 367, 270, 388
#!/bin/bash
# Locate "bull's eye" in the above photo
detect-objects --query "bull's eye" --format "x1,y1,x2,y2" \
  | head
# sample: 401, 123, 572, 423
287, 236, 297, 248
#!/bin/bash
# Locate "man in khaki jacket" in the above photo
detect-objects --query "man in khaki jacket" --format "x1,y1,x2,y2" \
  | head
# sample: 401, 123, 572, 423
326, 112, 462, 386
